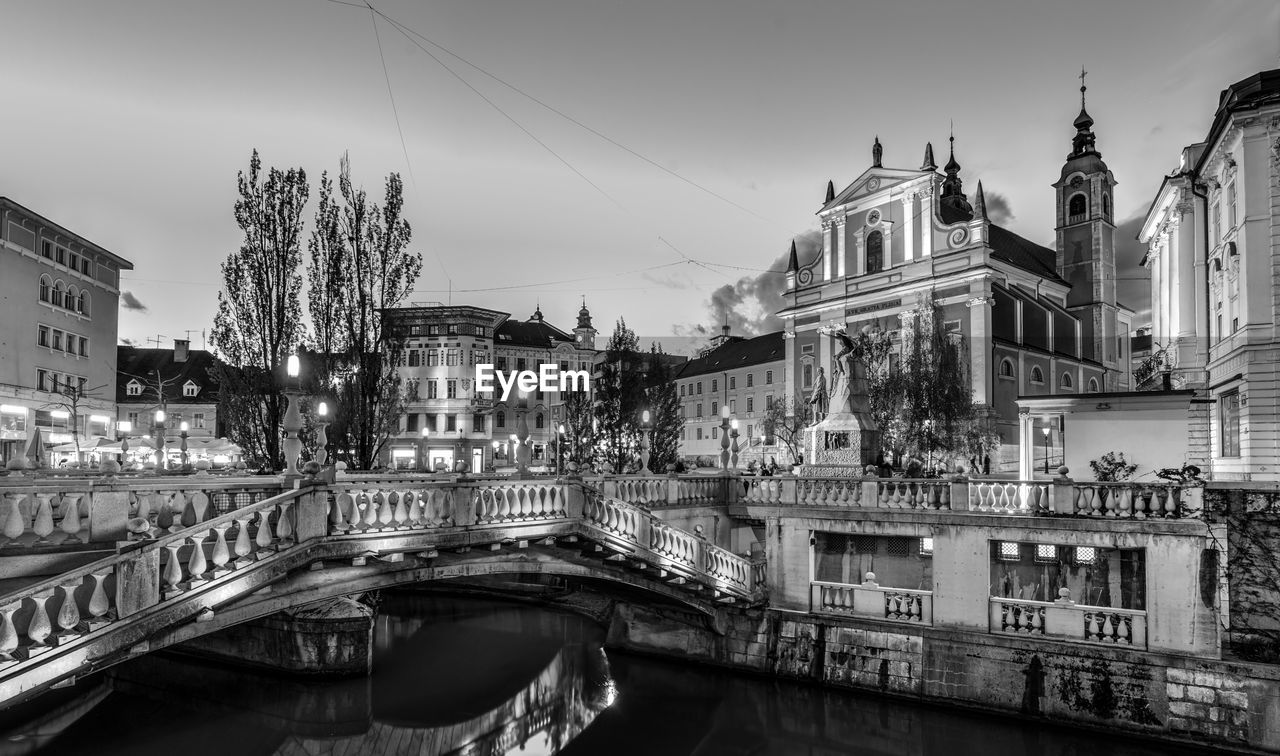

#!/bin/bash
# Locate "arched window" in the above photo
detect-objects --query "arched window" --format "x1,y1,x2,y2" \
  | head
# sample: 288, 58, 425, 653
865, 230, 884, 274
1061, 372, 1074, 390
496, 411, 505, 429
1088, 377, 1099, 393
66, 285, 78, 310
535, 413, 545, 429
1068, 193, 1087, 218
52, 281, 65, 308
1101, 194, 1111, 219
998, 359, 1015, 378
39, 275, 50, 302
1030, 366, 1044, 384
78, 290, 89, 315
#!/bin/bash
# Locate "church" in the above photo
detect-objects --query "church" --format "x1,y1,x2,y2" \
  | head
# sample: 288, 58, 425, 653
778, 81, 1135, 473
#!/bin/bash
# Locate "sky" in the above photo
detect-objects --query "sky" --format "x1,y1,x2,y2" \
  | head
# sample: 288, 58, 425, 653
3, 0, 1278, 354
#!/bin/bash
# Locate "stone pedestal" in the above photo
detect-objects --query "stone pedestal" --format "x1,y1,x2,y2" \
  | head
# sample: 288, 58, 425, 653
802, 367, 880, 472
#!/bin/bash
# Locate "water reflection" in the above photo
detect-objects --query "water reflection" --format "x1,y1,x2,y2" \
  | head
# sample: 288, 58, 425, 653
0, 595, 1217, 756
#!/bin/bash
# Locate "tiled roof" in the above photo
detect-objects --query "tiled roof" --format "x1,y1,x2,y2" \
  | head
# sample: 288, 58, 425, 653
116, 347, 223, 404
987, 224, 1067, 286
674, 331, 785, 380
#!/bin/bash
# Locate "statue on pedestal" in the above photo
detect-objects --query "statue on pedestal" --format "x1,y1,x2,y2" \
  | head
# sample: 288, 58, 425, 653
807, 367, 828, 423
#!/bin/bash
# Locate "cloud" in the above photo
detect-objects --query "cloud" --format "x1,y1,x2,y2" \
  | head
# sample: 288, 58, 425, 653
120, 291, 148, 312
642, 270, 696, 290
1113, 212, 1151, 328
119, 337, 137, 346
984, 190, 1015, 226
677, 229, 822, 341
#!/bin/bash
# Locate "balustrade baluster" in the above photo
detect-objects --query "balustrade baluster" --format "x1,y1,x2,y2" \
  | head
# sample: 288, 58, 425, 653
207, 523, 232, 575
391, 491, 410, 528
331, 493, 351, 532
402, 492, 421, 527
1085, 612, 1100, 640
186, 531, 209, 583
162, 543, 184, 598
360, 492, 379, 530
55, 581, 81, 639
168, 492, 188, 532
1163, 487, 1179, 518
1116, 487, 1133, 518
3, 493, 26, 545
1118, 615, 1133, 644
255, 509, 275, 553
58, 494, 84, 544
26, 593, 53, 651
1101, 613, 1116, 642
87, 572, 112, 625
31, 495, 55, 544
0, 604, 19, 660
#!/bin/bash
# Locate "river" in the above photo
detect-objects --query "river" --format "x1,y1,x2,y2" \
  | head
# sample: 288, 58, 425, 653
0, 594, 1218, 756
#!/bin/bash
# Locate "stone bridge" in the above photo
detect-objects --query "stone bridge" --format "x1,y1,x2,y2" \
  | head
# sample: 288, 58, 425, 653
0, 475, 763, 709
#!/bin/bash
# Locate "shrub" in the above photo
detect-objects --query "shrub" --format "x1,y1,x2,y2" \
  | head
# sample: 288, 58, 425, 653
1090, 451, 1137, 482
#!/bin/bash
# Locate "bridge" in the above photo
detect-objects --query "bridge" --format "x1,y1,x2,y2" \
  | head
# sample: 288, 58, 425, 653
0, 474, 763, 709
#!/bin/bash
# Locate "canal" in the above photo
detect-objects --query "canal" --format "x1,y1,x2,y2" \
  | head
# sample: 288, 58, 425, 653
0, 593, 1219, 755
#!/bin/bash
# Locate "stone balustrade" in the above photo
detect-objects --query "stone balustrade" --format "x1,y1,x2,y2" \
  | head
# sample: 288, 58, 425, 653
989, 593, 1148, 648
811, 576, 934, 625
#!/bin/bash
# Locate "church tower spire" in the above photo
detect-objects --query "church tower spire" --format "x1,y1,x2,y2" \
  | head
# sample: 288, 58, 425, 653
938, 128, 972, 217
1053, 69, 1120, 387
921, 142, 936, 172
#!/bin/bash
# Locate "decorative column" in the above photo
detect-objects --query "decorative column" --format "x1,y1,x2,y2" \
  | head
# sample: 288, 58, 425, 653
967, 296, 994, 406
315, 402, 330, 467
730, 419, 741, 470
718, 406, 732, 471
281, 354, 303, 477
835, 219, 847, 278
639, 411, 652, 475
152, 410, 166, 471
821, 220, 832, 281
1018, 411, 1035, 481
918, 189, 934, 258
901, 193, 916, 263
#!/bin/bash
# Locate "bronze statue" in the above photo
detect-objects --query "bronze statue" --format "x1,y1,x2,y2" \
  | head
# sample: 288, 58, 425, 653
808, 366, 828, 422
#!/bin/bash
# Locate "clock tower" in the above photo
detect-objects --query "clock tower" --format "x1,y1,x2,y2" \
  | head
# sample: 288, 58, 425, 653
573, 298, 596, 350
1053, 71, 1121, 386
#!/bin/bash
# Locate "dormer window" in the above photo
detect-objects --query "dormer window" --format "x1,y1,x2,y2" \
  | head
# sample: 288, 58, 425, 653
183, 380, 199, 397
126, 379, 143, 397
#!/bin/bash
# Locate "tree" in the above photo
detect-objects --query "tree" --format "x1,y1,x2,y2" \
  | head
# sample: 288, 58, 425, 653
593, 319, 646, 473
644, 343, 683, 473
210, 150, 308, 469
305, 155, 421, 468
562, 386, 595, 471
41, 380, 110, 466
761, 394, 810, 466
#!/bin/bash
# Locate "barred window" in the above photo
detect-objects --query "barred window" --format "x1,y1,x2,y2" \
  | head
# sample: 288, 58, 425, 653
1035, 544, 1057, 563
997, 542, 1021, 561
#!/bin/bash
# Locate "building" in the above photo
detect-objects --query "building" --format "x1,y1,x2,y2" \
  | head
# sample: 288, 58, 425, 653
383, 302, 598, 471
1137, 68, 1280, 480
0, 197, 133, 465
778, 83, 1134, 473
116, 340, 223, 442
674, 328, 785, 463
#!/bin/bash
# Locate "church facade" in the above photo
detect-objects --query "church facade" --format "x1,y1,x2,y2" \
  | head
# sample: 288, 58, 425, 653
779, 85, 1134, 473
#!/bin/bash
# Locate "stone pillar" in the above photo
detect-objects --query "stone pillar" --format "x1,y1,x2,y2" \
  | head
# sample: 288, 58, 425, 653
115, 545, 160, 618
89, 485, 130, 543
967, 296, 993, 406
821, 221, 832, 281
919, 189, 934, 258
901, 193, 915, 263
835, 220, 847, 278
1018, 412, 1035, 481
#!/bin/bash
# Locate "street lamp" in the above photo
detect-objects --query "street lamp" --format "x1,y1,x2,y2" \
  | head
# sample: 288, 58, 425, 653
515, 391, 531, 476
730, 418, 741, 471
281, 354, 303, 476
315, 401, 331, 467
639, 410, 652, 475
116, 420, 133, 471
556, 423, 567, 476
419, 426, 430, 472
153, 409, 166, 471
1042, 425, 1051, 475
179, 421, 190, 469
719, 405, 732, 471
923, 418, 934, 475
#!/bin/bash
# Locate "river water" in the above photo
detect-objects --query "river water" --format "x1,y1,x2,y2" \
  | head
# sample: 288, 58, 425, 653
0, 594, 1216, 756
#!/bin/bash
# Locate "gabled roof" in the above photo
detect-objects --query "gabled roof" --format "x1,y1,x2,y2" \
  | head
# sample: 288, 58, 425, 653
495, 318, 575, 349
821, 167, 932, 213
116, 346, 222, 404
674, 331, 785, 380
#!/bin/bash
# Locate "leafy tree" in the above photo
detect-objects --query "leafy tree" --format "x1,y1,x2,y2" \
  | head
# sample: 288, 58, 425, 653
593, 319, 645, 473
305, 155, 421, 468
761, 394, 809, 466
644, 343, 683, 472
210, 150, 308, 469
561, 386, 595, 471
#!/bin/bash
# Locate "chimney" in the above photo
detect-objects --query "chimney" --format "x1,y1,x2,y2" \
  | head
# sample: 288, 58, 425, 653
174, 339, 190, 363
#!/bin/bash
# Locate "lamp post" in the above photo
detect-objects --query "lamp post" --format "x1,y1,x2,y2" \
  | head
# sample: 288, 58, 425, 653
419, 426, 430, 472
730, 418, 741, 471
515, 391, 531, 476
315, 402, 330, 467
116, 420, 133, 472
556, 423, 566, 476
721, 404, 732, 470
179, 421, 190, 470
923, 418, 934, 475
1042, 425, 1051, 475
639, 410, 652, 475
153, 409, 166, 471
281, 354, 303, 477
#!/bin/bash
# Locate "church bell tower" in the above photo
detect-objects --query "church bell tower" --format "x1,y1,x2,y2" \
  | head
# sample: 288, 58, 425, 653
1053, 70, 1120, 384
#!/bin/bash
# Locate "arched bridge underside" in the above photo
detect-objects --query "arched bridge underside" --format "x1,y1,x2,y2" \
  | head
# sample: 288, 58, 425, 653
0, 480, 763, 710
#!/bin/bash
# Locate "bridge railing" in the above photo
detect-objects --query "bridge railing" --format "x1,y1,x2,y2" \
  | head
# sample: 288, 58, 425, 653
0, 486, 307, 670
739, 472, 1203, 520
583, 474, 735, 509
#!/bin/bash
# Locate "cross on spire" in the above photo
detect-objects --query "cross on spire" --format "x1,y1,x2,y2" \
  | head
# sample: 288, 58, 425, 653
1079, 66, 1088, 108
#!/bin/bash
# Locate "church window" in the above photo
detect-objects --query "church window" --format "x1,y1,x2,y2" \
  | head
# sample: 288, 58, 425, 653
1101, 193, 1111, 220
1227, 182, 1237, 231
866, 231, 884, 274
1068, 193, 1087, 222
1030, 366, 1044, 385
1220, 391, 1241, 458
998, 359, 1015, 379
1088, 377, 1099, 393
1060, 373, 1073, 391
535, 413, 544, 429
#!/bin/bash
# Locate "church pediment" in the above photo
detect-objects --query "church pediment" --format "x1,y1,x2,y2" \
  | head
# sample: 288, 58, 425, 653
821, 167, 932, 215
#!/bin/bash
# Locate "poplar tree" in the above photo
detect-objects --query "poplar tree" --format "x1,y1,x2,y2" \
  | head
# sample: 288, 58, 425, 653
210, 150, 308, 469
593, 319, 645, 473
644, 343, 683, 473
